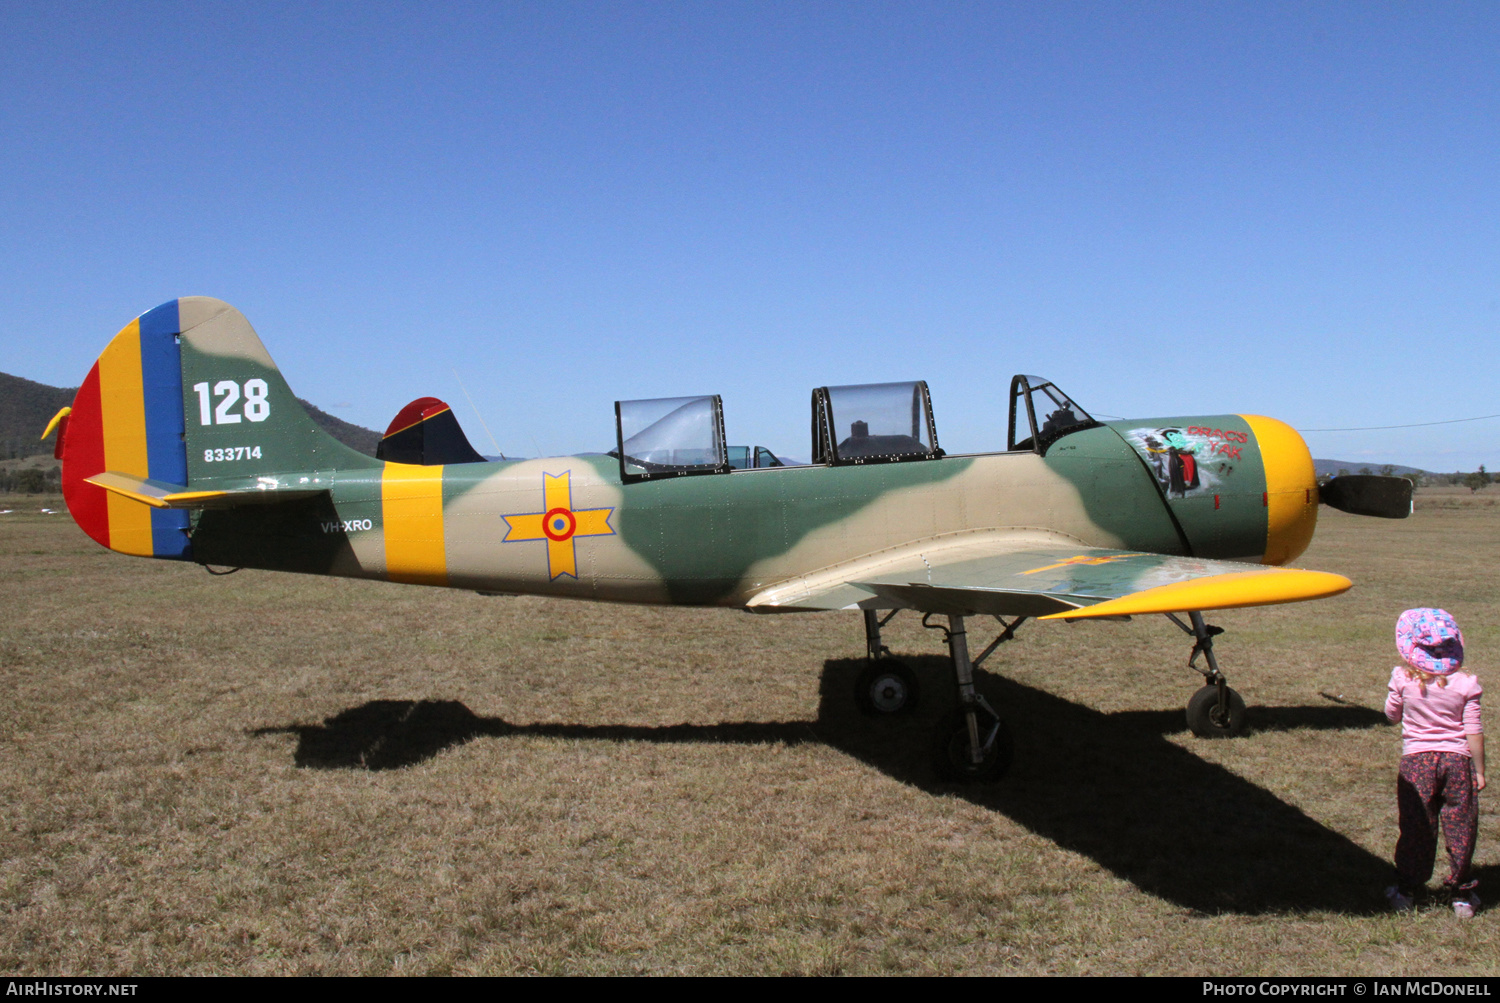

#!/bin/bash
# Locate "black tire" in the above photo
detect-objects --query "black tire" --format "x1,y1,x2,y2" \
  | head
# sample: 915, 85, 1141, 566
854, 659, 920, 716
1186, 684, 1247, 738
932, 711, 1013, 782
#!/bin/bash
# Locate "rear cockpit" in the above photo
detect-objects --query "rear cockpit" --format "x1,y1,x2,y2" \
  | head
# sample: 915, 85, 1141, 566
612, 395, 730, 482
607, 374, 1098, 482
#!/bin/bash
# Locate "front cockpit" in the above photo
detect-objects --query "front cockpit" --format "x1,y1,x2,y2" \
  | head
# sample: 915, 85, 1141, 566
811, 381, 942, 465
1007, 375, 1100, 453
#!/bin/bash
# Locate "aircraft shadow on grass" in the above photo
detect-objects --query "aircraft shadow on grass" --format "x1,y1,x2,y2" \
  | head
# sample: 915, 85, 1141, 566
253, 655, 1394, 915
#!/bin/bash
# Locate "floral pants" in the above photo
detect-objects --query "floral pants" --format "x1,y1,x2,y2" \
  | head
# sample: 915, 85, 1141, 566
1395, 751, 1479, 895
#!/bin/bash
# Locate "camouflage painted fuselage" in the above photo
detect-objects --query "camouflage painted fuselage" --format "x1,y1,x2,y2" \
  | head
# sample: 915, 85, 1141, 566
58, 298, 1321, 610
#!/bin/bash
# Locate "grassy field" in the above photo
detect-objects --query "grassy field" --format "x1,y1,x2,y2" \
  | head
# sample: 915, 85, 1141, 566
1, 490, 1496, 975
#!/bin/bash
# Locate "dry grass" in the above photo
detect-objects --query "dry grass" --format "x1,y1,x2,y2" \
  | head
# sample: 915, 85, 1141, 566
1, 493, 1497, 975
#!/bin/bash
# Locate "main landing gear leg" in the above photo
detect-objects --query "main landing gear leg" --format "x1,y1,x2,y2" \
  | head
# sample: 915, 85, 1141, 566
1166, 611, 1247, 738
863, 608, 891, 662
854, 609, 919, 715
927, 613, 1020, 781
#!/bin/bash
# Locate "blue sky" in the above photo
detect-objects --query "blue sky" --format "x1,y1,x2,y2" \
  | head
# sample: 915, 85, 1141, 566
2, 2, 1496, 469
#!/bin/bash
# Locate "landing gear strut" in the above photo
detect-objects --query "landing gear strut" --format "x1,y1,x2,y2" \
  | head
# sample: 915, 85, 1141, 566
1167, 611, 1247, 738
854, 609, 920, 715
925, 613, 1023, 781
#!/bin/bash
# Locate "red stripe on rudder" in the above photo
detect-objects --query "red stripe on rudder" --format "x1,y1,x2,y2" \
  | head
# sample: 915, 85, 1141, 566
61, 364, 110, 549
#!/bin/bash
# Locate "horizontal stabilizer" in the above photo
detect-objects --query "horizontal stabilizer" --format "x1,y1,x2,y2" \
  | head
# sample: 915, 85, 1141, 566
1319, 475, 1413, 519
85, 471, 327, 510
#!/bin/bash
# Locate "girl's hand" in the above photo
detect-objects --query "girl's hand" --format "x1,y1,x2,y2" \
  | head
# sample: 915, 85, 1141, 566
1477, 773, 1487, 793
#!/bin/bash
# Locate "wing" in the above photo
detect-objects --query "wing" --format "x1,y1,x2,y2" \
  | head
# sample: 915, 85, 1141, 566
745, 532, 1351, 619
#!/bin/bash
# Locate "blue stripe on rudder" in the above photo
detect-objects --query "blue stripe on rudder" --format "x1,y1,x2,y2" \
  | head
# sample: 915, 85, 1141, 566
139, 300, 192, 559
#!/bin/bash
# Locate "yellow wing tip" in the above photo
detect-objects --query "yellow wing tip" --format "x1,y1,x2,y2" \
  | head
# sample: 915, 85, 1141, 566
1039, 569, 1353, 620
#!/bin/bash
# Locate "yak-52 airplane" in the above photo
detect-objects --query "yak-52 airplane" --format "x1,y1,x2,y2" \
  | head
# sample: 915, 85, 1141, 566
44, 298, 1414, 780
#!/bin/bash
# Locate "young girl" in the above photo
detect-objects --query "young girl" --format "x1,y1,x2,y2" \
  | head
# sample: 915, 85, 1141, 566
1385, 608, 1486, 917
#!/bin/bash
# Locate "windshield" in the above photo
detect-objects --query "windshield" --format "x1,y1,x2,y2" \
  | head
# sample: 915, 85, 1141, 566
1008, 375, 1097, 452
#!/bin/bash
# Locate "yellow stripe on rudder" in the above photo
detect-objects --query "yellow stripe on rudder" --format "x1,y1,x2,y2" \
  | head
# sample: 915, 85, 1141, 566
382, 463, 447, 585
1242, 414, 1319, 566
97, 320, 153, 557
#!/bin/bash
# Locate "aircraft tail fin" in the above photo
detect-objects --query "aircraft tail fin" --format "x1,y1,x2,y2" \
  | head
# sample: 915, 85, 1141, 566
54, 297, 377, 559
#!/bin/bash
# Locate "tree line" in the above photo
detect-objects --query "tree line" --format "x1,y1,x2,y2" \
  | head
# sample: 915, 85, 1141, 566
0, 465, 62, 494
1320, 465, 1492, 493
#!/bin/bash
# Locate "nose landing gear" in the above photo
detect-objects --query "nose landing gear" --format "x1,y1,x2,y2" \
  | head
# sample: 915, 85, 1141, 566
1168, 611, 1247, 738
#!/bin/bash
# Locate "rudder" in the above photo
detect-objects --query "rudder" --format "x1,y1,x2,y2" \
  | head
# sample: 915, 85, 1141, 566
61, 300, 192, 558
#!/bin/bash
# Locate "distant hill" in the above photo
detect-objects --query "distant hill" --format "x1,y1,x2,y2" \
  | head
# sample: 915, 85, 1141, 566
297, 399, 381, 456
0, 371, 382, 459
1313, 459, 1428, 478
1, 372, 77, 459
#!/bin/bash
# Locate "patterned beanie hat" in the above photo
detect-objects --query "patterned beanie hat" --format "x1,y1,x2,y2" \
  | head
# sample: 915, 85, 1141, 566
1395, 608, 1464, 675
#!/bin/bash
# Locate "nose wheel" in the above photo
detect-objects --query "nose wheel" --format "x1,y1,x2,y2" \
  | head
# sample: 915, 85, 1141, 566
1168, 612, 1249, 738
1186, 682, 1247, 738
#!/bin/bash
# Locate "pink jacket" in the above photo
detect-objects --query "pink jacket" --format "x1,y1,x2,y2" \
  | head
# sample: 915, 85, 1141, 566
1385, 667, 1483, 757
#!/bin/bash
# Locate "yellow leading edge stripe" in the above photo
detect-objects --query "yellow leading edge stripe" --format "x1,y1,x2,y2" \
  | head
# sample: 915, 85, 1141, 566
1039, 569, 1353, 620
382, 462, 448, 586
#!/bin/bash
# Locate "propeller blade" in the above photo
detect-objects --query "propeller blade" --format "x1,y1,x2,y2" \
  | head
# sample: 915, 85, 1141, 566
1318, 475, 1413, 519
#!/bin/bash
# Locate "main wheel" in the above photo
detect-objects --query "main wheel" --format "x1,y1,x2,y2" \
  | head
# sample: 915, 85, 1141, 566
932, 711, 1013, 782
854, 659, 920, 716
1186, 684, 1247, 738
